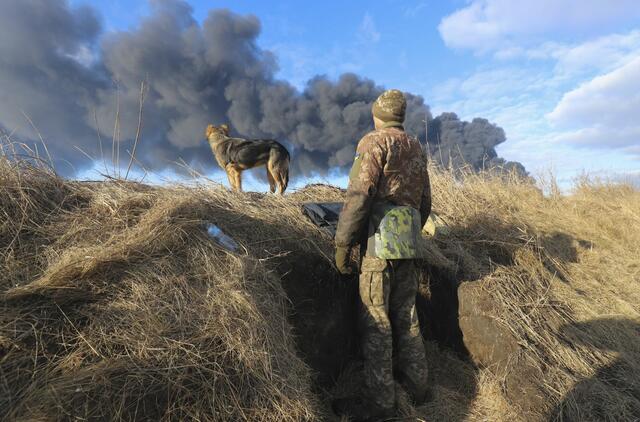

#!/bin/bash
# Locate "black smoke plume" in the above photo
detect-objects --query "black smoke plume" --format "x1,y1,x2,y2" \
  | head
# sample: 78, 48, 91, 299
426, 113, 527, 174
0, 0, 525, 178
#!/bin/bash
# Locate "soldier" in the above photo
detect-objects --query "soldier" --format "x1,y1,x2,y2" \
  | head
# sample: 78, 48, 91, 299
333, 89, 431, 420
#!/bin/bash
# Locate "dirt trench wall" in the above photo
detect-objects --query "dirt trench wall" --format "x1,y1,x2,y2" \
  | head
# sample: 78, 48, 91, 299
458, 279, 547, 419
276, 250, 360, 385
415, 263, 468, 357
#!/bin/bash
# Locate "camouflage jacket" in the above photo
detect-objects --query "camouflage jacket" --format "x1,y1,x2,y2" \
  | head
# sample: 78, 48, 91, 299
335, 123, 431, 250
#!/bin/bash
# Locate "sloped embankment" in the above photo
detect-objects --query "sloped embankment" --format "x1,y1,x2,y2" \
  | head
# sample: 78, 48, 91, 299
1, 157, 639, 421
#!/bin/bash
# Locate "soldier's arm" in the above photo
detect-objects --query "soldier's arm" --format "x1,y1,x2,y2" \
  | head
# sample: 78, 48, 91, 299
335, 138, 385, 248
419, 167, 432, 227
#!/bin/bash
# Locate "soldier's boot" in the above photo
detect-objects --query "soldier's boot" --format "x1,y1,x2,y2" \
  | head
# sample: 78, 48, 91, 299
397, 369, 432, 405
332, 396, 395, 421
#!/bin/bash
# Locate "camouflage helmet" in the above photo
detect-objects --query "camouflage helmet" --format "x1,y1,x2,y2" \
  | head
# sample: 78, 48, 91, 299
372, 89, 406, 123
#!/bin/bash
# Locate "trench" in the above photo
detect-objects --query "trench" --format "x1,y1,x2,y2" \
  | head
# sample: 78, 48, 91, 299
275, 250, 468, 388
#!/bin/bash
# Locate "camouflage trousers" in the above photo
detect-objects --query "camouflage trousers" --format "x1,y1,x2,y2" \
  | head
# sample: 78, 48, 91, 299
358, 256, 428, 411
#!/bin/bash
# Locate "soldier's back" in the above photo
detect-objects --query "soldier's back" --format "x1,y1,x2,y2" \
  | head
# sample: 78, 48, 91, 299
359, 126, 427, 209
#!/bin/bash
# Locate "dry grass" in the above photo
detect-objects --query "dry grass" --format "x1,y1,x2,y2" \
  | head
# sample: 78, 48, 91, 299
1, 156, 639, 421
423, 167, 640, 421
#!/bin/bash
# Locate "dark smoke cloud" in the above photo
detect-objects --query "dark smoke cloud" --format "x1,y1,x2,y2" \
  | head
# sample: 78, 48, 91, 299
427, 112, 527, 174
0, 0, 106, 172
0, 0, 525, 178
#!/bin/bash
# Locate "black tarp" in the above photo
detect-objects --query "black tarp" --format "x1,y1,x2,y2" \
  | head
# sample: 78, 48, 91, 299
301, 202, 343, 238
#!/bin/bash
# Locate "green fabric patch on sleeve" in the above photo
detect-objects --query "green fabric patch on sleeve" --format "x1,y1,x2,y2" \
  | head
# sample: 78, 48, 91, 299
349, 153, 363, 181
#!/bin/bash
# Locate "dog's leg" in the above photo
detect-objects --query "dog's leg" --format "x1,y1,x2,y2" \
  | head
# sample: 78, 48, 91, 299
268, 155, 287, 195
225, 165, 239, 192
274, 160, 289, 194
277, 171, 285, 194
266, 166, 276, 193
225, 168, 236, 191
236, 170, 243, 192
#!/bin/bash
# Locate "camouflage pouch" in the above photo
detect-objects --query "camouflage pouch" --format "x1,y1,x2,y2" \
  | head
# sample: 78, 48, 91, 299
367, 203, 422, 259
359, 257, 388, 306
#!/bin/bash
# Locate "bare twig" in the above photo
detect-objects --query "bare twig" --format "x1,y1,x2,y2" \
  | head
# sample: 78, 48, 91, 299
93, 107, 107, 174
73, 145, 96, 163
125, 80, 147, 180
112, 79, 121, 178
20, 109, 54, 170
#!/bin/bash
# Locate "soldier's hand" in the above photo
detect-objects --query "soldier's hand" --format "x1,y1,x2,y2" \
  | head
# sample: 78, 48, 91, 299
335, 245, 355, 275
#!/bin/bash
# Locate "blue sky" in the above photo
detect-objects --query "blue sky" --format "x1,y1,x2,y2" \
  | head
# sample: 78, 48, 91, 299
76, 0, 640, 188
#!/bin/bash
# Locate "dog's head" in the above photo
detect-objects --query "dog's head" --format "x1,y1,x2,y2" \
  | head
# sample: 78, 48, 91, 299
205, 124, 230, 140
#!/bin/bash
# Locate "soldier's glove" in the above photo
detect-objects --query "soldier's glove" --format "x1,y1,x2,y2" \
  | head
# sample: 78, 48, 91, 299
335, 245, 355, 275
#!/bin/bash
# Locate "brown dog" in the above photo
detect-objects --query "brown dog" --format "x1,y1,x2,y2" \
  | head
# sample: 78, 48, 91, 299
205, 124, 290, 194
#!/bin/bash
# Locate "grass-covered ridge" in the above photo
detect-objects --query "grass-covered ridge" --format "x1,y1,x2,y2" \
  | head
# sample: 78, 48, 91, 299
1, 156, 639, 421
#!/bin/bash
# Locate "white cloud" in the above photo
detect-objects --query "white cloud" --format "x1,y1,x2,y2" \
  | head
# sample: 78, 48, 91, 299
548, 56, 640, 153
430, 65, 556, 126
439, 0, 640, 52
550, 56, 640, 125
550, 126, 640, 150
358, 13, 381, 44
554, 30, 640, 77
487, 29, 640, 85
434, 3, 640, 183
403, 2, 429, 18
430, 34, 640, 183
627, 145, 640, 156
63, 45, 98, 67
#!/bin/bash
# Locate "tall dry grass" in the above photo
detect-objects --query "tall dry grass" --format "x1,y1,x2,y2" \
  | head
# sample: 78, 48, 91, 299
1, 155, 639, 421
421, 167, 640, 421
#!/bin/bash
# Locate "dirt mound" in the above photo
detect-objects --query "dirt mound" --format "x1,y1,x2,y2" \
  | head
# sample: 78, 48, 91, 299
0, 160, 322, 420
1, 157, 639, 421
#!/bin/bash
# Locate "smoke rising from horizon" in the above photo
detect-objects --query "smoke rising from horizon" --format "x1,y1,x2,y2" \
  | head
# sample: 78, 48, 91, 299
0, 0, 525, 178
